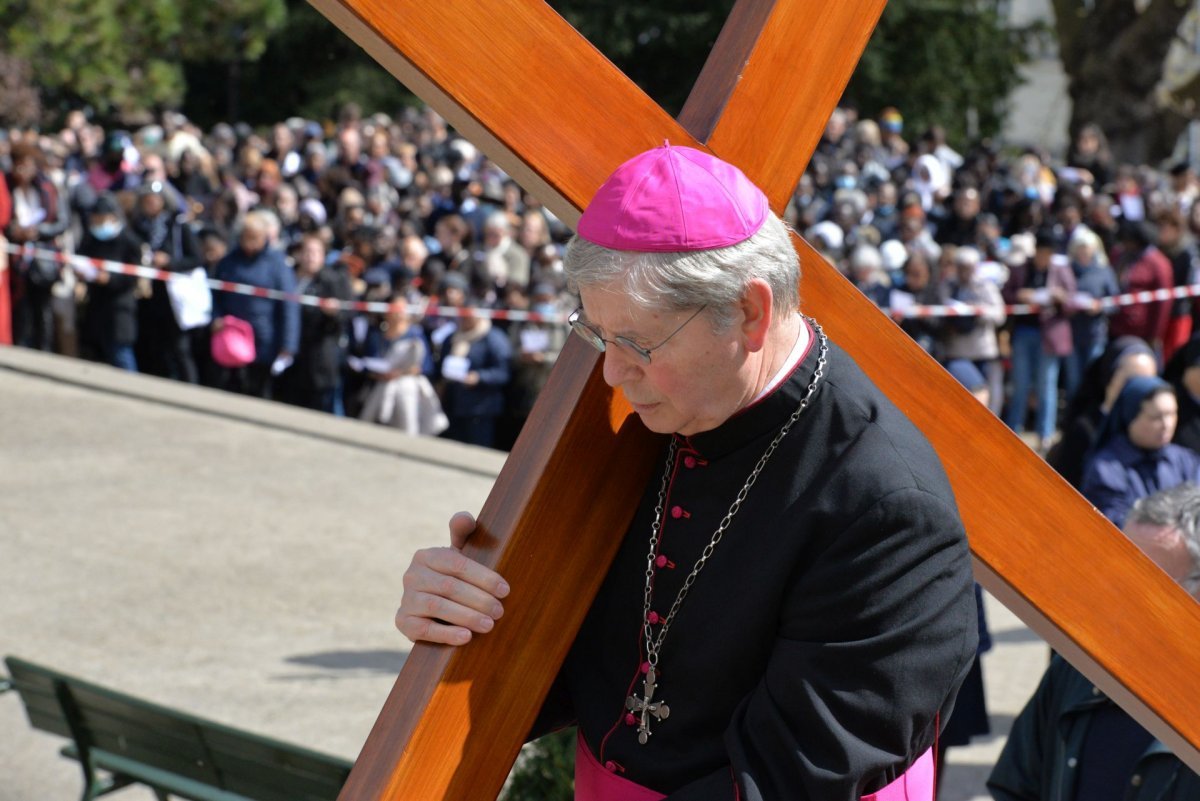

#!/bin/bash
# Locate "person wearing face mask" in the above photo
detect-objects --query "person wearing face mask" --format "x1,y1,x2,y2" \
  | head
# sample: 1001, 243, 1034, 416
77, 193, 144, 371
129, 180, 202, 382
1081, 376, 1200, 528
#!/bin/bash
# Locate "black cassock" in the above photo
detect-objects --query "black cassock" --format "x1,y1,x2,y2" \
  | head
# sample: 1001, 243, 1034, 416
535, 326, 978, 800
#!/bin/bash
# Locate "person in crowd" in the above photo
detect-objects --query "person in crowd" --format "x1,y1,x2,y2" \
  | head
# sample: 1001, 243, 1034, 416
847, 243, 891, 307
1065, 227, 1119, 398
1164, 335, 1200, 453
943, 246, 1007, 415
1154, 208, 1199, 362
480, 210, 530, 293
1109, 220, 1174, 353
396, 143, 976, 799
77, 193, 144, 371
5, 140, 70, 351
278, 233, 351, 413
1049, 337, 1159, 489
129, 179, 202, 382
1065, 122, 1114, 189
1003, 230, 1076, 454
211, 210, 300, 398
894, 249, 946, 359
499, 281, 567, 449
1081, 376, 1200, 528
358, 296, 448, 435
433, 272, 511, 448
425, 212, 486, 299
139, 151, 188, 216
936, 186, 982, 247
988, 482, 1200, 801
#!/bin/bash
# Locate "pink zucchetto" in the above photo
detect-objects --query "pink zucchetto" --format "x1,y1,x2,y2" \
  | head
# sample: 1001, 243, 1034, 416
576, 142, 770, 253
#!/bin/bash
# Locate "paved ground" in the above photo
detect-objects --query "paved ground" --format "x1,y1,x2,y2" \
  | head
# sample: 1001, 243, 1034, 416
0, 346, 1047, 800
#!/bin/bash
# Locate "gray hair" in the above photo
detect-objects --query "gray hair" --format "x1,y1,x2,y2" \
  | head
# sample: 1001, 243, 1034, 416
1127, 483, 1200, 584
563, 213, 800, 330
242, 208, 280, 242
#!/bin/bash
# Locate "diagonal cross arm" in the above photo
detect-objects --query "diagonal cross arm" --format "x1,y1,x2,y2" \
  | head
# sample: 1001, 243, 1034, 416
309, 0, 1200, 797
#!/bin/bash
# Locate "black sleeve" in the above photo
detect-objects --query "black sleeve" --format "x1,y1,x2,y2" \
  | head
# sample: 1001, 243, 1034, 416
986, 660, 1063, 801
717, 488, 977, 801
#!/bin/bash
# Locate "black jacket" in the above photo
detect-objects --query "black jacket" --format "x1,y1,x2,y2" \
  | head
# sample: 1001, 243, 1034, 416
293, 267, 353, 391
537, 329, 978, 800
79, 228, 144, 346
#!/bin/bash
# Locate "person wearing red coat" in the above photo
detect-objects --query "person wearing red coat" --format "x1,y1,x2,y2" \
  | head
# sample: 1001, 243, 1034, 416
1109, 220, 1173, 352
0, 169, 12, 345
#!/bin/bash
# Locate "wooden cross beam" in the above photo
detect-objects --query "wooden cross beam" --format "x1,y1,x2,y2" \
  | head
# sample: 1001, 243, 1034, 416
308, 0, 1200, 797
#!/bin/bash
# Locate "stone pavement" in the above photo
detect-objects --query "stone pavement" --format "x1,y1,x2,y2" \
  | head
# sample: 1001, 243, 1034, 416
0, 346, 1048, 800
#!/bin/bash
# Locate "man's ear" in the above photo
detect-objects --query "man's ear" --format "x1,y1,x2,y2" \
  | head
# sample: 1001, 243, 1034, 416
740, 278, 773, 353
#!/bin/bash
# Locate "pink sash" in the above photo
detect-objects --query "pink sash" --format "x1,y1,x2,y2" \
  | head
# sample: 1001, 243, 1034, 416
861, 747, 935, 801
575, 733, 934, 801
575, 732, 667, 801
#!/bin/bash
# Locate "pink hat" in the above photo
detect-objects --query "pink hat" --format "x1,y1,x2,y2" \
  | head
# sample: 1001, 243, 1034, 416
576, 142, 769, 252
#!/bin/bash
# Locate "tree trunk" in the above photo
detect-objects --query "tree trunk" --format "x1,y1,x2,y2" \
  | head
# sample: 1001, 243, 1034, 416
1053, 0, 1191, 165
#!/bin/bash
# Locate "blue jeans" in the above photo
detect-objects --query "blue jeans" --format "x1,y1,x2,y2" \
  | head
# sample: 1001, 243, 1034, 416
106, 343, 138, 373
1005, 325, 1063, 442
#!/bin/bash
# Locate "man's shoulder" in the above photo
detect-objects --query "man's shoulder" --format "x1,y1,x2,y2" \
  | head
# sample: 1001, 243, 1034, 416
808, 339, 957, 503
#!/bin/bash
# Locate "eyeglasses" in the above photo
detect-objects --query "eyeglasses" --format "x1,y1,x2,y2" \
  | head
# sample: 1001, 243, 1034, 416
568, 305, 707, 364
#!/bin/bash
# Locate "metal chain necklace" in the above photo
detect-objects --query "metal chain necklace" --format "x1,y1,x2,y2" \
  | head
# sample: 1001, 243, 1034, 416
625, 317, 829, 744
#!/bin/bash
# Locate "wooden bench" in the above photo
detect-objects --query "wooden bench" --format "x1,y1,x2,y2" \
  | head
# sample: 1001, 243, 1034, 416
3, 656, 353, 801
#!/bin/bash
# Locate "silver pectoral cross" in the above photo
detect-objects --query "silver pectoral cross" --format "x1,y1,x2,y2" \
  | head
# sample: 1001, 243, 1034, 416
625, 666, 670, 744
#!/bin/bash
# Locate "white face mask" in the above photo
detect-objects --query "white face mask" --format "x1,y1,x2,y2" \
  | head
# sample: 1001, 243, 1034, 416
90, 220, 123, 241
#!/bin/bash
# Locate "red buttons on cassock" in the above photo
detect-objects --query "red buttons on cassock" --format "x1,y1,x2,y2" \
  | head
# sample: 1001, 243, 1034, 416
647, 611, 661, 624
670, 505, 690, 519
625, 713, 637, 726
655, 554, 674, 569
683, 455, 697, 468
605, 761, 617, 772
640, 661, 650, 674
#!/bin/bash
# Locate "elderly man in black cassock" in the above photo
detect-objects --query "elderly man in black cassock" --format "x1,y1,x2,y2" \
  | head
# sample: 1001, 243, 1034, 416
396, 143, 977, 801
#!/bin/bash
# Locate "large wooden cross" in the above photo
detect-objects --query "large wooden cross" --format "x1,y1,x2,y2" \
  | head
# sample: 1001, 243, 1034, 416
308, 1, 1200, 797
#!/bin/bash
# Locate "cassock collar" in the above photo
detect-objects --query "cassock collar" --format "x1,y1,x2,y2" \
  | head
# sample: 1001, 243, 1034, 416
678, 318, 821, 461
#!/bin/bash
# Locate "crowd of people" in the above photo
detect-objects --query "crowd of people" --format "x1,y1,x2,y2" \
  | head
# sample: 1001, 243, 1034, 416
3, 103, 1200, 456
0, 105, 571, 449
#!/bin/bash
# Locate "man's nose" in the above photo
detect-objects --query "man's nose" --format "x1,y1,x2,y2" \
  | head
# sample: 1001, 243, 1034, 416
601, 346, 639, 388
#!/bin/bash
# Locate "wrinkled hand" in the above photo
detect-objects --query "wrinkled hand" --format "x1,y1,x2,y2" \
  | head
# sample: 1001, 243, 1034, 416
396, 511, 510, 646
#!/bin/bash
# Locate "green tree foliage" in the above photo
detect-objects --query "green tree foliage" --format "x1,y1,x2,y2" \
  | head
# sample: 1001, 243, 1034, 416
500, 728, 576, 801
551, 0, 1031, 150
551, 0, 735, 116
188, 0, 416, 127
0, 0, 284, 123
845, 0, 1035, 148
1052, 0, 1192, 164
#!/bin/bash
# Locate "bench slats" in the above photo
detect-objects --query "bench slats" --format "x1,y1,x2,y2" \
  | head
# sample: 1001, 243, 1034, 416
6, 657, 353, 801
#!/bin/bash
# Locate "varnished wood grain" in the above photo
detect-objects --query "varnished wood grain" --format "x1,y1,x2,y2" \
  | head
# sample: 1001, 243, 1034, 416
308, 0, 1200, 797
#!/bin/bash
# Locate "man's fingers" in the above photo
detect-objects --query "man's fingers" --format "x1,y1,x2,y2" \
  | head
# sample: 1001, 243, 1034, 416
407, 552, 508, 611
448, 511, 477, 550
395, 611, 474, 646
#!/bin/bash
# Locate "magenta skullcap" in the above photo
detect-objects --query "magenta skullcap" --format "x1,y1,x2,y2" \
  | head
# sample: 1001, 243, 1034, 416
576, 142, 770, 253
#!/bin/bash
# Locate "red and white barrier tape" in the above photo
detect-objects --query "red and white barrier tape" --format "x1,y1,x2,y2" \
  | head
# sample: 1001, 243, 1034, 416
4, 243, 569, 324
7, 242, 1197, 321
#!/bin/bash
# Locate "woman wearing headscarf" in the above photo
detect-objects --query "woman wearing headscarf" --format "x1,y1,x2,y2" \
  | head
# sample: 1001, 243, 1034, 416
1047, 337, 1158, 489
1164, 335, 1200, 453
1080, 375, 1200, 527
